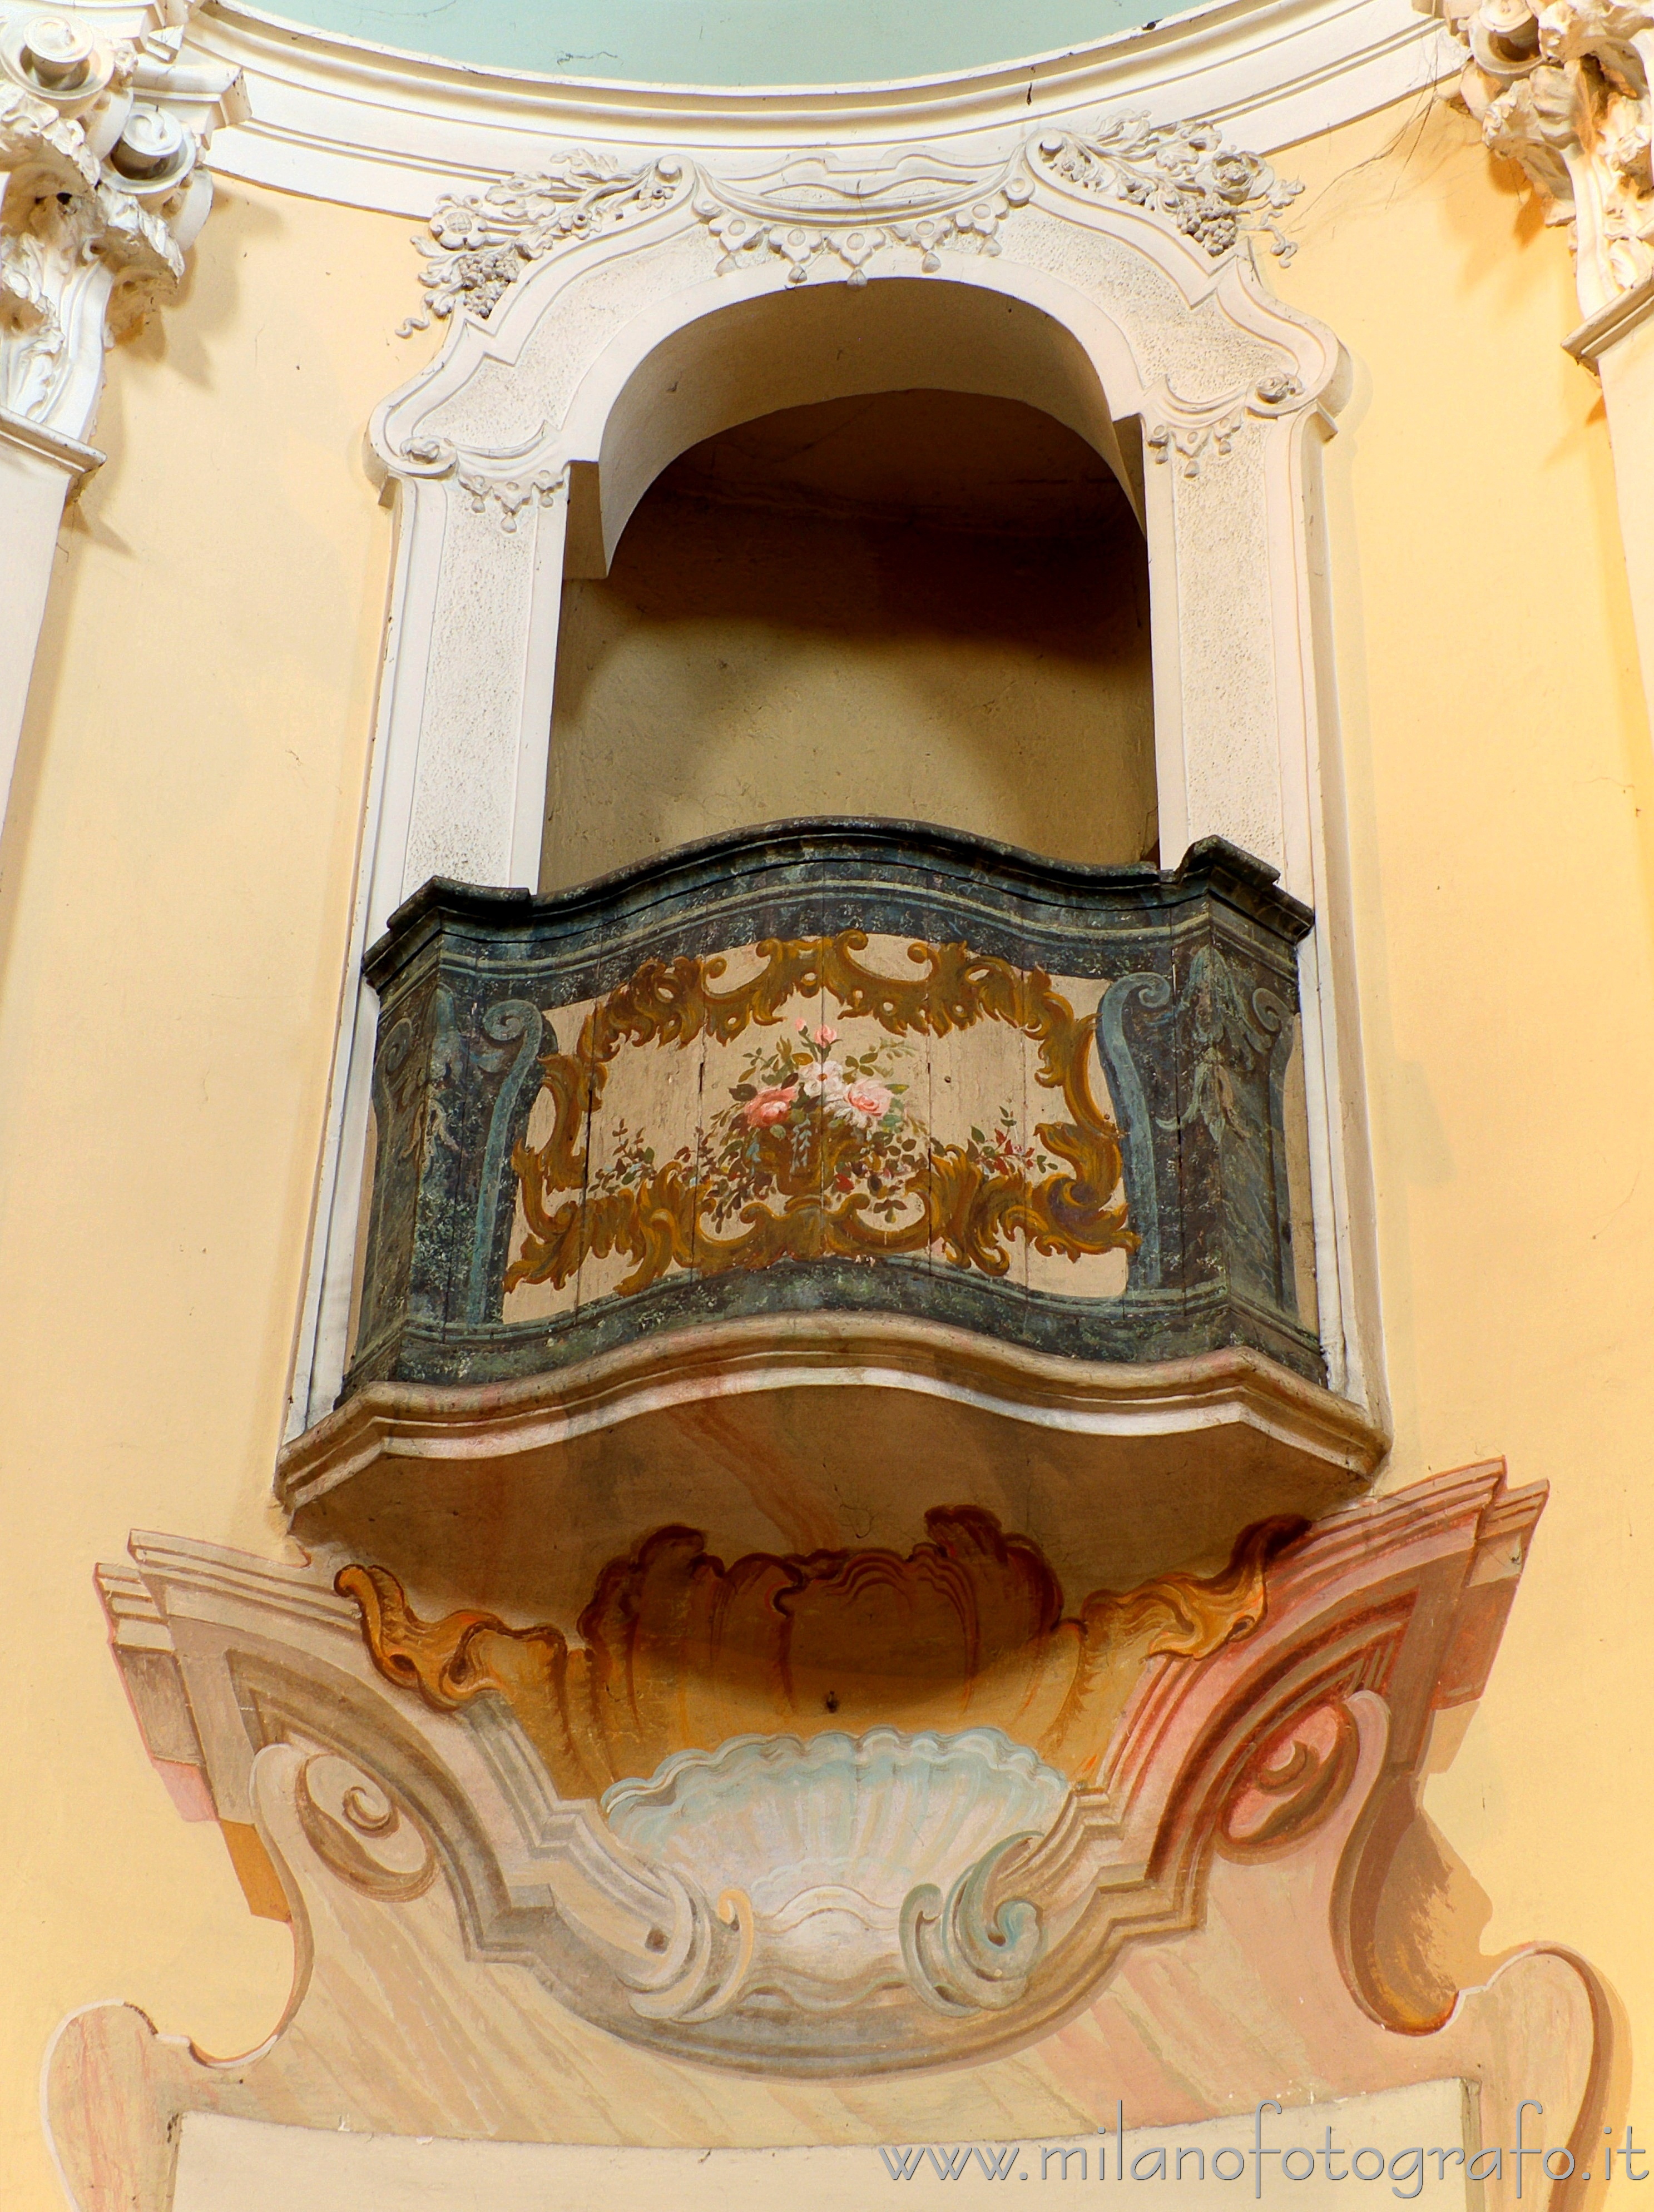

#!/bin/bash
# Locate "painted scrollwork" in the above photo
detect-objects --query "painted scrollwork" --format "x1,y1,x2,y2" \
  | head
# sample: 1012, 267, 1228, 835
613, 1869, 755, 2024
901, 1831, 1048, 2016
294, 1750, 436, 1901
507, 929, 1133, 1302
1163, 943, 1290, 1140
338, 1505, 1299, 1799
1220, 1698, 1361, 1852
102, 1468, 1558, 2072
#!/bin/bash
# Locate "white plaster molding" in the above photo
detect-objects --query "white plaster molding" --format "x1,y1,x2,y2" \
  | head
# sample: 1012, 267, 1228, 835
0, 0, 240, 860
0, 0, 239, 442
285, 116, 1382, 1448
182, 0, 1458, 218
1566, 256, 1654, 354
0, 394, 98, 474
396, 122, 1303, 344
0, 403, 100, 785
1422, 0, 1654, 325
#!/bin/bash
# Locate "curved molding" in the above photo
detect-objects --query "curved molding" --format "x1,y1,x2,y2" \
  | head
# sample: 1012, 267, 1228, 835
276, 1315, 1388, 1521
186, 0, 1458, 215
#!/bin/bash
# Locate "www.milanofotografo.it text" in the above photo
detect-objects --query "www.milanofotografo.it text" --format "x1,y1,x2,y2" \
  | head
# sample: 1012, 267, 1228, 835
876, 2103, 1646, 2199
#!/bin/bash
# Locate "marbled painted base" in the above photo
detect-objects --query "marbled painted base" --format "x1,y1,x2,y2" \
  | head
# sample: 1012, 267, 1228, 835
346, 824, 1320, 1398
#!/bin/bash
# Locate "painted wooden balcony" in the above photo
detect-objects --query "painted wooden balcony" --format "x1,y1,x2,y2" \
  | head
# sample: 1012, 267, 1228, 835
343, 820, 1323, 1402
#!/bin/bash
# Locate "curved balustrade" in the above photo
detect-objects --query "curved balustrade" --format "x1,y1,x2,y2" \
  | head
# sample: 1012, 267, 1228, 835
345, 819, 1321, 1400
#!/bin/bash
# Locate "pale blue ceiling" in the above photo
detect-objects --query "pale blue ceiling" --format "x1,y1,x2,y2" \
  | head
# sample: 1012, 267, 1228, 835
257, 0, 1178, 86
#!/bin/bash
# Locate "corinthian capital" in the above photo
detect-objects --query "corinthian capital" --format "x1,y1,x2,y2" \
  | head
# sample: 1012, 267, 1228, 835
0, 2, 239, 442
1422, 0, 1654, 318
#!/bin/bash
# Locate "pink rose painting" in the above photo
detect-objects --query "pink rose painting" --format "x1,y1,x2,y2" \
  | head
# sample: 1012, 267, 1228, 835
742, 1084, 798, 1129
834, 1078, 892, 1125
691, 1012, 924, 1232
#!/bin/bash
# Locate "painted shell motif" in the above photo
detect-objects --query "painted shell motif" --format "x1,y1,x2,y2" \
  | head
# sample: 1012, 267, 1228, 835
602, 1725, 1069, 2016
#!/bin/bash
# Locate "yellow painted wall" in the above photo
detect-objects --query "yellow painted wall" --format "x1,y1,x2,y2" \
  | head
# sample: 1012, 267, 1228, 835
3, 84, 1654, 2209
1271, 95, 1654, 2151
0, 180, 437, 2202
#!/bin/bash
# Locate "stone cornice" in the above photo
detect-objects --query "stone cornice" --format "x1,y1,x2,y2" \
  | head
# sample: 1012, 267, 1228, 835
0, 396, 101, 478
187, 0, 1457, 216
1565, 260, 1654, 358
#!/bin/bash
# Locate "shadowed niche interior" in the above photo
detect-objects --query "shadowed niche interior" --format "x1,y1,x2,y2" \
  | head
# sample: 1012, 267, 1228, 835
539, 388, 1157, 890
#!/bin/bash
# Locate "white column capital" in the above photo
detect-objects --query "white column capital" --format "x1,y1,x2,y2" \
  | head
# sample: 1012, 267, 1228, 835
1419, 0, 1654, 330
0, 0, 241, 443
0, 2, 241, 863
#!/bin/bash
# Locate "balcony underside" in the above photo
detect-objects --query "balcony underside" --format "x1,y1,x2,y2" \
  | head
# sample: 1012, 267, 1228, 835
281, 1311, 1386, 1623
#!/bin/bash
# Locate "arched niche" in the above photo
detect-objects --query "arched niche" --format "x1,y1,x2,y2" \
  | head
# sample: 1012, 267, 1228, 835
290, 137, 1378, 1446
544, 384, 1156, 887
559, 279, 1139, 577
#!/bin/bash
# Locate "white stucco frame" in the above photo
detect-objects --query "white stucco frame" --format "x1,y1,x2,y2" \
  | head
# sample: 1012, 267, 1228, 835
284, 132, 1383, 1435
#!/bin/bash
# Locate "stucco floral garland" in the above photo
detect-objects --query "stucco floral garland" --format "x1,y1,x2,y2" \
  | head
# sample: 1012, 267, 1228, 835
1032, 113, 1303, 262
401, 113, 1303, 333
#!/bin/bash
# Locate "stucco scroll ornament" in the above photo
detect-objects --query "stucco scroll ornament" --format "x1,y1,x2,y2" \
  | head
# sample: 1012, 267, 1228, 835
397, 428, 570, 532
401, 114, 1304, 336
1031, 113, 1305, 262
1145, 373, 1306, 480
687, 151, 1034, 286
1423, 0, 1654, 319
398, 151, 692, 332
0, 2, 237, 440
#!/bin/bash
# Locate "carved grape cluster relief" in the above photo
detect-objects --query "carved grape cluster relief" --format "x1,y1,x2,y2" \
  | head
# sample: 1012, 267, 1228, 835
1031, 113, 1304, 261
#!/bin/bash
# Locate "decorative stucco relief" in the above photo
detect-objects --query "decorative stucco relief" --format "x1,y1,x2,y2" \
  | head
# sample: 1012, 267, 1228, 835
1424, 0, 1654, 324
0, 1, 237, 440
399, 115, 1303, 339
